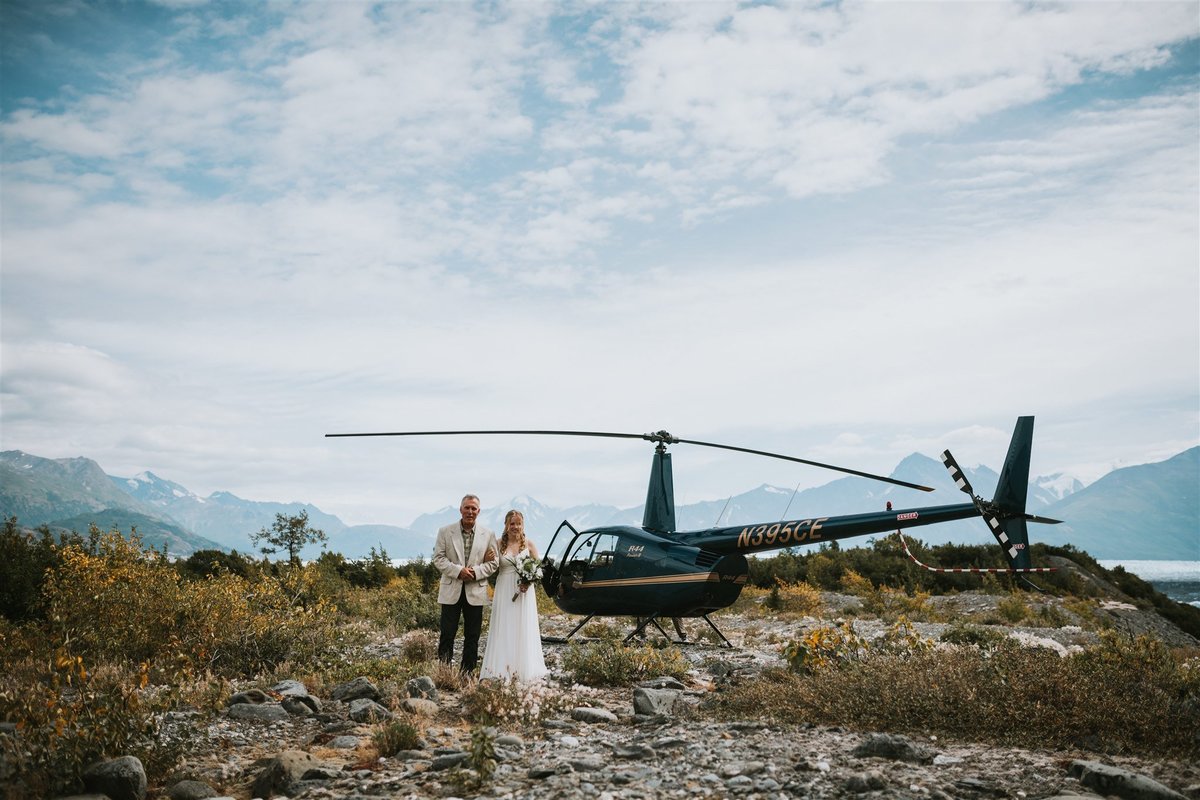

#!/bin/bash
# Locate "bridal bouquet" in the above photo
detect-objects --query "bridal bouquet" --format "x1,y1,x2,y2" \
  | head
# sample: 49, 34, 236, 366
512, 555, 543, 601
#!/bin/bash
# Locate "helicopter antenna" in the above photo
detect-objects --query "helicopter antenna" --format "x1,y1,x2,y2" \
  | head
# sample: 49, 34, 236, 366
712, 495, 733, 528
324, 428, 935, 492
778, 480, 803, 522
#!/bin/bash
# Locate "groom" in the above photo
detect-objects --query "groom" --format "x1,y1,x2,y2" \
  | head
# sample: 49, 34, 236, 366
432, 494, 499, 673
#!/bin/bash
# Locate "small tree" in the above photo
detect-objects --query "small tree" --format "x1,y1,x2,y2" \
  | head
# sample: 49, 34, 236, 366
252, 511, 327, 565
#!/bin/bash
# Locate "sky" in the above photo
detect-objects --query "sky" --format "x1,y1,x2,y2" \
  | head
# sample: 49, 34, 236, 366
1, 0, 1197, 529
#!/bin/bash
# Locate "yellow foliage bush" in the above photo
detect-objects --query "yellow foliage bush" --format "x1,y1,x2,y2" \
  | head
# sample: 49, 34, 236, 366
0, 644, 175, 799
41, 531, 345, 676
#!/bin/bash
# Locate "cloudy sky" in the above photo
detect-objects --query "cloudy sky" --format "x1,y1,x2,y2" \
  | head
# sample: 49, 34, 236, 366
2, 1, 1197, 528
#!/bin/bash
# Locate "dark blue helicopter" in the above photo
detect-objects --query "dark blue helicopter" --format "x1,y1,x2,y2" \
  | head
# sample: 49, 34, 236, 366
327, 417, 1060, 645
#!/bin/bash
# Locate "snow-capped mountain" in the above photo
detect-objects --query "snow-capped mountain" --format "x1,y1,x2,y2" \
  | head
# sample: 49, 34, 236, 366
6, 446, 1195, 561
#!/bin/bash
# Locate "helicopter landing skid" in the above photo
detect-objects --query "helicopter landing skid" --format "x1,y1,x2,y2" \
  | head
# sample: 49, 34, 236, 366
541, 613, 734, 648
624, 614, 734, 649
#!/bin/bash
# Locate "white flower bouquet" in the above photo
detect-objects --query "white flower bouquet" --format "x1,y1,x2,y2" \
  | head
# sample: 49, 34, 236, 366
512, 555, 543, 601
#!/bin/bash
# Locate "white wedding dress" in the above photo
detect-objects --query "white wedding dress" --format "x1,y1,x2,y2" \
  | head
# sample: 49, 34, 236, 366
480, 548, 548, 682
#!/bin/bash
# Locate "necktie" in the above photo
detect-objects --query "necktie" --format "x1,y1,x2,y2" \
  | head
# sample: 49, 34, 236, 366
462, 526, 474, 563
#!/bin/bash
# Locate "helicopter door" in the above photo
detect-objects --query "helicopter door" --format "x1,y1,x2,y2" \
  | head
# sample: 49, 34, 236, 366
542, 520, 580, 597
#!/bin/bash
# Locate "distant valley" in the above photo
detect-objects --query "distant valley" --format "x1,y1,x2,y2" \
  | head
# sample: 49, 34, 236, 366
1, 446, 1196, 561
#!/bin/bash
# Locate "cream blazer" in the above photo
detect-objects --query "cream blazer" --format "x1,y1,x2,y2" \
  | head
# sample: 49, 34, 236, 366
432, 522, 499, 605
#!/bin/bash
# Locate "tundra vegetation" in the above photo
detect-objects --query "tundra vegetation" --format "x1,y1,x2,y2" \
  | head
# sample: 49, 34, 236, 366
0, 515, 1197, 798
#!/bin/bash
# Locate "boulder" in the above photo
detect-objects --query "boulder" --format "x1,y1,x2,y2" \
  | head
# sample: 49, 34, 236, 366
227, 703, 289, 722
633, 687, 680, 716
852, 733, 936, 764
571, 706, 618, 723
399, 697, 438, 716
250, 750, 320, 799
348, 697, 393, 722
1069, 760, 1188, 800
331, 677, 380, 702
82, 755, 147, 800
166, 779, 218, 800
405, 675, 438, 700
228, 689, 269, 706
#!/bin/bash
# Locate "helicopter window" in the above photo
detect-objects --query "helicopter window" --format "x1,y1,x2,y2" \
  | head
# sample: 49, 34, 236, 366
586, 534, 620, 569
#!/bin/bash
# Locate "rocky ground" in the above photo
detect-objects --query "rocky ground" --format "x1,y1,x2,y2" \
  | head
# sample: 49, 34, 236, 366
111, 588, 1200, 800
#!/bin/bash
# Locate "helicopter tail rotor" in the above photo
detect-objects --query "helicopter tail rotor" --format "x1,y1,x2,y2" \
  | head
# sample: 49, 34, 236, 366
940, 416, 1061, 575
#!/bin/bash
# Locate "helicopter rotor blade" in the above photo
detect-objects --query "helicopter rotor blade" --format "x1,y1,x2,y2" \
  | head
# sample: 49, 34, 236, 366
325, 428, 934, 492
672, 437, 935, 492
325, 429, 655, 442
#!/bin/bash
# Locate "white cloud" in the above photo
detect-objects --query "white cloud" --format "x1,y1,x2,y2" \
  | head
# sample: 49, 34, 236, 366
1, 1, 1196, 525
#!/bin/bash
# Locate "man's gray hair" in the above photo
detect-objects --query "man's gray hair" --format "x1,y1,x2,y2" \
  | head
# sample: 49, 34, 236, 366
461, 494, 481, 506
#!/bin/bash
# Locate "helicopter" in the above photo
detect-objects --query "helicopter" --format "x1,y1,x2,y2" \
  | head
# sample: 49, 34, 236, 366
326, 416, 1061, 646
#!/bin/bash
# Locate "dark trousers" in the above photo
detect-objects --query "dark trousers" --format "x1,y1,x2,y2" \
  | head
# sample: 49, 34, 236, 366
438, 590, 483, 672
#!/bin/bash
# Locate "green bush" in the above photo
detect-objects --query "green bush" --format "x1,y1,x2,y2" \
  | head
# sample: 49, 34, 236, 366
373, 718, 422, 756
940, 622, 1010, 651
177, 549, 256, 580
562, 641, 690, 686
0, 520, 58, 621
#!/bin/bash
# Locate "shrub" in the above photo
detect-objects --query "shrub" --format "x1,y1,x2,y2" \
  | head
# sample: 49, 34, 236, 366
40, 531, 345, 676
996, 594, 1031, 624
940, 623, 1010, 651
0, 644, 187, 799
398, 629, 438, 663
782, 623, 868, 674
462, 676, 572, 727
373, 718, 422, 756
0, 520, 60, 621
338, 575, 439, 634
764, 580, 823, 616
710, 632, 1200, 758
43, 532, 185, 664
562, 641, 690, 686
177, 549, 256, 580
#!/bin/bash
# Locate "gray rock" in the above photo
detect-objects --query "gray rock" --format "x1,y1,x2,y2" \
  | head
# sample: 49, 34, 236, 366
1069, 760, 1188, 800
348, 697, 393, 722
638, 676, 686, 690
612, 742, 656, 760
571, 706, 618, 723
633, 686, 681, 716
281, 696, 318, 716
844, 770, 887, 793
227, 702, 289, 722
495, 734, 524, 747
250, 750, 320, 799
528, 765, 557, 779
328, 735, 361, 749
430, 752, 470, 770
82, 755, 147, 800
405, 675, 438, 700
568, 755, 606, 771
331, 676, 381, 702
399, 697, 438, 716
852, 732, 936, 763
166, 779, 218, 800
269, 679, 309, 697
299, 764, 343, 780
228, 688, 269, 705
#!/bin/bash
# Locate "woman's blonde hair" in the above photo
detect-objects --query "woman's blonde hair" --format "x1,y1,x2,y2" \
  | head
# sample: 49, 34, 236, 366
499, 509, 525, 554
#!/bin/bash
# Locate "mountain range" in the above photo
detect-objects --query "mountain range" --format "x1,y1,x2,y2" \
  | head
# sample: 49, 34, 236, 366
1, 446, 1196, 561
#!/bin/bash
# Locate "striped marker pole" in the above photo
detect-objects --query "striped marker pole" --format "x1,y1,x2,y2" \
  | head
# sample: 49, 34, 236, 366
894, 530, 1057, 574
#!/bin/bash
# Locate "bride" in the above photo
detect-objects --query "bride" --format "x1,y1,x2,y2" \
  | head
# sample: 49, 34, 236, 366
480, 509, 548, 682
